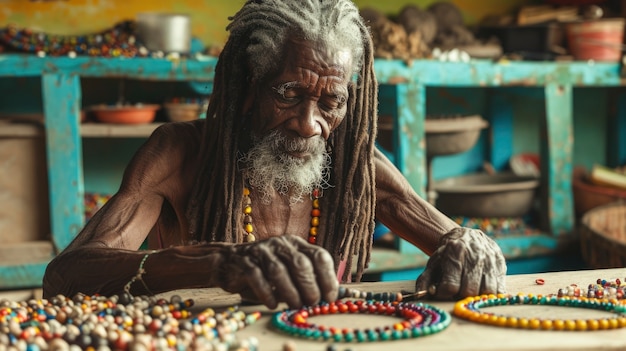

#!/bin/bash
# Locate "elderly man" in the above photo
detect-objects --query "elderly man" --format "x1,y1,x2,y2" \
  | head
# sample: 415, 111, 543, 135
43, 0, 506, 309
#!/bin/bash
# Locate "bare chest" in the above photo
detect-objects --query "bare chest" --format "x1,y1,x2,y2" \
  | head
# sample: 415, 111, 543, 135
247, 195, 316, 241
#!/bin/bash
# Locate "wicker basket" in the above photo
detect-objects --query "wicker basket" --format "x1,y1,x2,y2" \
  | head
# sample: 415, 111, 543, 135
580, 201, 626, 268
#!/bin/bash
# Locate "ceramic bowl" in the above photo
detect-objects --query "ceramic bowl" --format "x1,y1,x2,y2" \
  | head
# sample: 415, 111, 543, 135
90, 104, 160, 124
164, 102, 204, 122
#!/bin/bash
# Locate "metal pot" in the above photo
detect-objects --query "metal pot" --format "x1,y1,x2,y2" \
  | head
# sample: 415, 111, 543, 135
135, 13, 191, 53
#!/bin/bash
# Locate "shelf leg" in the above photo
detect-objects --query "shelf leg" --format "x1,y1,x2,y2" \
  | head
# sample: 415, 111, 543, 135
42, 74, 85, 252
541, 83, 574, 235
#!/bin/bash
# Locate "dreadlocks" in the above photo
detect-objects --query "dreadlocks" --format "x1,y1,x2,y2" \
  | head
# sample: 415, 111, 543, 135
186, 0, 378, 282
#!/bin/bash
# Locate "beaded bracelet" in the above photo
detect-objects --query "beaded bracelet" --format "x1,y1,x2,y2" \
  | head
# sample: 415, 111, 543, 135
123, 251, 155, 295
272, 299, 451, 342
454, 293, 626, 331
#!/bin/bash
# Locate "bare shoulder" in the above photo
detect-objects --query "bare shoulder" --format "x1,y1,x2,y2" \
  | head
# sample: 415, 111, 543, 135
121, 119, 206, 192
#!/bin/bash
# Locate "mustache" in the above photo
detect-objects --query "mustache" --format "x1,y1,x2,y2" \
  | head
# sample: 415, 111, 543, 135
268, 132, 326, 154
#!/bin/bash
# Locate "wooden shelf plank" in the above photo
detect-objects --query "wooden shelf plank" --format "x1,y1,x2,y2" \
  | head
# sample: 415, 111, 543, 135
80, 123, 163, 138
0, 122, 44, 138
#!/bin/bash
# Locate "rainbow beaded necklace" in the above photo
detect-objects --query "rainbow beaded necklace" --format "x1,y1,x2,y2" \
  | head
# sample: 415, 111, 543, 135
242, 187, 321, 244
272, 287, 450, 342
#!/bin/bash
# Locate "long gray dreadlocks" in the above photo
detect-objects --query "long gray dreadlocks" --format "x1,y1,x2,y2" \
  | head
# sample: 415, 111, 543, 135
186, 0, 378, 282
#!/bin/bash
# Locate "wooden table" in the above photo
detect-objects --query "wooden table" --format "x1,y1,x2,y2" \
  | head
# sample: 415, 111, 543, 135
161, 268, 626, 351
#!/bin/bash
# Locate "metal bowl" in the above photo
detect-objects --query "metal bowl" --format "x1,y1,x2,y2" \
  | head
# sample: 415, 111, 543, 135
425, 115, 488, 157
434, 173, 540, 218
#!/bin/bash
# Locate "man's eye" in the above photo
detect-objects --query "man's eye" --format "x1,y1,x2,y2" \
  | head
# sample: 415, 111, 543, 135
321, 95, 346, 110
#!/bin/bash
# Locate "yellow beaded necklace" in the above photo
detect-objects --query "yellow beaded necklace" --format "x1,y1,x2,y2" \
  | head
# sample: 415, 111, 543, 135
242, 187, 321, 243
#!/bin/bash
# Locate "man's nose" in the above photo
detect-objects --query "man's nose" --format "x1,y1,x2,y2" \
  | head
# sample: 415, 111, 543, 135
291, 101, 322, 138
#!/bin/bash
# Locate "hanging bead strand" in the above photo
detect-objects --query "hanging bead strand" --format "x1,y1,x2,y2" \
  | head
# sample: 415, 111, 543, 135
308, 188, 321, 244
243, 187, 256, 242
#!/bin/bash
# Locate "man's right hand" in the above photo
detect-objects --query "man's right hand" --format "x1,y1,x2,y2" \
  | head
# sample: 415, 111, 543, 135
212, 235, 339, 309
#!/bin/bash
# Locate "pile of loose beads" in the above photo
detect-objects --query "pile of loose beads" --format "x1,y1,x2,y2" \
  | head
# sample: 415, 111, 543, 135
0, 292, 260, 351
453, 293, 626, 331
0, 22, 147, 58
272, 299, 450, 342
556, 278, 626, 300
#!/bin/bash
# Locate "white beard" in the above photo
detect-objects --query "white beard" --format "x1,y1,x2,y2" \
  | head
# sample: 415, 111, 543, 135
240, 130, 331, 204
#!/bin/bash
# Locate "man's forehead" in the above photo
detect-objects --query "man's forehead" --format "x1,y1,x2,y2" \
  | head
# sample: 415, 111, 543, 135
282, 39, 353, 76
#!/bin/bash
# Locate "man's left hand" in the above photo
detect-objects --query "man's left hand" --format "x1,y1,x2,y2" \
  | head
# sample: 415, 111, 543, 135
415, 227, 507, 299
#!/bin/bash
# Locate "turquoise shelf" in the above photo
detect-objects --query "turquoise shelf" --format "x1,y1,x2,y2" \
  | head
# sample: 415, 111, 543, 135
1, 54, 625, 287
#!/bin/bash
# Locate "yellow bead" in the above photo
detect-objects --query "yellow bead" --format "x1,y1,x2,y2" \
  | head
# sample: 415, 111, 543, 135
587, 319, 599, 330
575, 319, 588, 331
488, 314, 499, 325
518, 318, 529, 329
552, 319, 565, 330
608, 318, 619, 329
540, 319, 553, 330
598, 319, 610, 330
245, 223, 254, 234
309, 227, 317, 236
564, 320, 576, 331
244, 205, 252, 215
506, 317, 518, 328
311, 217, 319, 227
496, 316, 507, 327
528, 319, 540, 330
243, 188, 250, 196
312, 198, 319, 208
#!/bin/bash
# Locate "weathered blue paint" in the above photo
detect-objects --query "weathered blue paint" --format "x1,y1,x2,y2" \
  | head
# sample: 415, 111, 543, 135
0, 262, 48, 289
542, 83, 574, 235
42, 74, 85, 251
0, 55, 217, 81
487, 90, 514, 171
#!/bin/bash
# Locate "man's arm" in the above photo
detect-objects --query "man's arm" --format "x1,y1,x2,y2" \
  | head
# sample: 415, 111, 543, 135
373, 148, 459, 254
43, 122, 201, 297
373, 148, 506, 299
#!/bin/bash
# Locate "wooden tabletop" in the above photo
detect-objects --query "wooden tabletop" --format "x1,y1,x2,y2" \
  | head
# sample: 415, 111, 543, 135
161, 268, 626, 351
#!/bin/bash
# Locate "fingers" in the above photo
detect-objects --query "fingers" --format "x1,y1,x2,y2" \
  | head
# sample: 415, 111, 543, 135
294, 237, 338, 303
233, 236, 336, 309
435, 248, 464, 300
416, 228, 509, 300
238, 256, 279, 309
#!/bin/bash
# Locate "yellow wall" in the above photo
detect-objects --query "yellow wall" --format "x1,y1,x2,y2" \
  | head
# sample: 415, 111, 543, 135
0, 0, 529, 47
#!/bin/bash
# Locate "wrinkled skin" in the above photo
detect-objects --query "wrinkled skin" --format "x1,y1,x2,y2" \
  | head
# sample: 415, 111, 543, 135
415, 227, 507, 299
43, 34, 507, 308
217, 236, 338, 309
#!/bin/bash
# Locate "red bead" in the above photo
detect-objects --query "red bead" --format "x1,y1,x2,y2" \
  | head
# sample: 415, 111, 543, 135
307, 236, 317, 244
320, 305, 329, 314
338, 303, 348, 313
329, 303, 338, 314
293, 314, 307, 325
348, 303, 358, 313
313, 306, 321, 315
367, 304, 377, 313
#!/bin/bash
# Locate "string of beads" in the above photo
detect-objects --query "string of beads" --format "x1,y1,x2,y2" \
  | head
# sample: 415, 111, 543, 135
242, 187, 321, 244
453, 293, 626, 331
0, 293, 260, 350
272, 286, 449, 342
